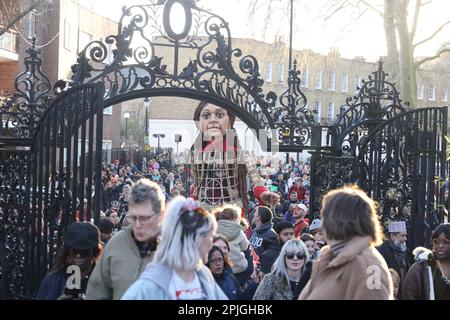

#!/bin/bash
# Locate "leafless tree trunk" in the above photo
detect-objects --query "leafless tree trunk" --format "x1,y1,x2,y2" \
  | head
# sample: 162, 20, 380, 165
383, 0, 399, 86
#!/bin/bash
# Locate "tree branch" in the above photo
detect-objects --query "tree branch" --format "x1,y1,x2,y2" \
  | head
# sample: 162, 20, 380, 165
323, 0, 351, 21
420, 0, 432, 7
0, 0, 44, 37
358, 0, 383, 16
410, 0, 421, 41
322, 0, 383, 21
413, 20, 450, 49
415, 46, 450, 67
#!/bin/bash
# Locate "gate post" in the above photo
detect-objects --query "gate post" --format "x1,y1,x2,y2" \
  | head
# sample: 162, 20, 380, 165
309, 151, 321, 219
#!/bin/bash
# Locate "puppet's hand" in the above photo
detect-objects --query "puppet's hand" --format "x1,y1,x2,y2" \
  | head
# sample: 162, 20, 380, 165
260, 191, 280, 205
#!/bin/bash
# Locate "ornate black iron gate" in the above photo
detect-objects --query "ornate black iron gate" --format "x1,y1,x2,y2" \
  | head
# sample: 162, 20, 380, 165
27, 83, 104, 295
358, 107, 448, 253
0, 0, 448, 299
0, 83, 104, 299
309, 65, 448, 251
0, 151, 30, 299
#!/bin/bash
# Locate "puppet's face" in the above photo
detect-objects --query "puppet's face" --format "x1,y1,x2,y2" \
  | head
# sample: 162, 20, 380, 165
198, 104, 230, 140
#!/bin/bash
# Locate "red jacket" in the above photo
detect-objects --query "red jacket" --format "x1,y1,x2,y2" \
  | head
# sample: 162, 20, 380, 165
294, 219, 309, 238
289, 185, 306, 201
253, 185, 269, 205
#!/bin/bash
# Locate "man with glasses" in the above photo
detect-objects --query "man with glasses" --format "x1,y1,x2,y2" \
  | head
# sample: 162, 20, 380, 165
86, 179, 165, 300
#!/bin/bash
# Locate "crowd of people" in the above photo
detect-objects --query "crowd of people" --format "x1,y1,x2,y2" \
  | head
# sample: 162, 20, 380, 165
35, 100, 450, 300
35, 153, 450, 300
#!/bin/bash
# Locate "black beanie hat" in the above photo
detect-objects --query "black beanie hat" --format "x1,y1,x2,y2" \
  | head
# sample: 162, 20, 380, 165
63, 222, 100, 250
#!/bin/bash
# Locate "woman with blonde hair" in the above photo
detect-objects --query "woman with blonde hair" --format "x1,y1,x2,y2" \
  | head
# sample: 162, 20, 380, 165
253, 239, 312, 300
122, 197, 227, 300
299, 185, 393, 300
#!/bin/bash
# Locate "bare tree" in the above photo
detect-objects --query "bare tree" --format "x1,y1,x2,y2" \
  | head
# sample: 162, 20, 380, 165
0, 0, 57, 48
0, 0, 44, 37
248, 0, 450, 107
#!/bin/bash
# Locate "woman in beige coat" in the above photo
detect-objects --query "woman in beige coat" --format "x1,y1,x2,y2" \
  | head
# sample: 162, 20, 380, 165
299, 186, 393, 300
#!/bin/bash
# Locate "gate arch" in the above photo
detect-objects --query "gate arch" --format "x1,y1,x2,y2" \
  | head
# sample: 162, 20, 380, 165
66, 0, 317, 151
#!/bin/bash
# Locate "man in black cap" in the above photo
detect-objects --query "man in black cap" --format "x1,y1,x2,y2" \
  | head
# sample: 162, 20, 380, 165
259, 221, 295, 274
36, 222, 101, 300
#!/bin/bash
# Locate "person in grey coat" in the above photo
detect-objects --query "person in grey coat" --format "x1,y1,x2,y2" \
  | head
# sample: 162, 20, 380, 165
253, 239, 311, 300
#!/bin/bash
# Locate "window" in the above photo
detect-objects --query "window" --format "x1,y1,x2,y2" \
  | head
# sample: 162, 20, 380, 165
341, 73, 348, 92
315, 101, 322, 122
354, 76, 361, 93
265, 62, 273, 83
327, 102, 335, 123
315, 71, 323, 90
64, 19, 71, 51
102, 140, 112, 164
443, 87, 448, 102
278, 64, 285, 83
301, 68, 309, 88
103, 106, 113, 115
28, 10, 36, 39
428, 83, 435, 101
328, 72, 336, 91
0, 31, 16, 52
417, 82, 424, 99
79, 31, 93, 53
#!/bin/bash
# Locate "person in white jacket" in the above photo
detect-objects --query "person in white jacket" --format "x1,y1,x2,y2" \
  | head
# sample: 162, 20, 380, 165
213, 204, 250, 275
122, 197, 227, 300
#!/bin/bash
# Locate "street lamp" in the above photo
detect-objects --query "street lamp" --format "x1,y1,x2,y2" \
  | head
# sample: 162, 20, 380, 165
144, 97, 151, 151
174, 134, 182, 155
153, 133, 165, 153
124, 112, 130, 141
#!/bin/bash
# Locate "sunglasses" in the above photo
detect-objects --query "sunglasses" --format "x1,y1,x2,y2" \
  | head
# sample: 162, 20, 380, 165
285, 252, 306, 260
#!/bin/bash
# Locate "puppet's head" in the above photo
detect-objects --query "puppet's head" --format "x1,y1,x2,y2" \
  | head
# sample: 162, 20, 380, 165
193, 101, 236, 141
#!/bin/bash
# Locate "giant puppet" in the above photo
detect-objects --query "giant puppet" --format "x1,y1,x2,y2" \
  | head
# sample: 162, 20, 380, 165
189, 101, 279, 217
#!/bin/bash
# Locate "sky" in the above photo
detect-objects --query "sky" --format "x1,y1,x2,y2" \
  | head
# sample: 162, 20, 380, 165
78, 0, 450, 62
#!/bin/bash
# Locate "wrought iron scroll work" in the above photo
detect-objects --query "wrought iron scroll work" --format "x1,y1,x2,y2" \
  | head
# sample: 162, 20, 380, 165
0, 39, 52, 140
69, 0, 284, 139
310, 155, 359, 217
330, 60, 409, 156
0, 152, 29, 299
357, 107, 447, 248
273, 60, 315, 147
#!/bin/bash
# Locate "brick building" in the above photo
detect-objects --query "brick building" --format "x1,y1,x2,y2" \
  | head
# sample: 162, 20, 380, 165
0, 0, 122, 154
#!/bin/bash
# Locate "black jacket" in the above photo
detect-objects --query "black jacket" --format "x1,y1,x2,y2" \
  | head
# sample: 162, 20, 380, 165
249, 222, 277, 258
259, 240, 282, 274
377, 240, 410, 298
